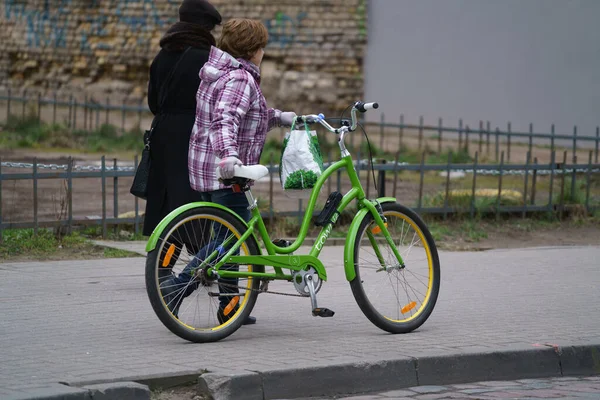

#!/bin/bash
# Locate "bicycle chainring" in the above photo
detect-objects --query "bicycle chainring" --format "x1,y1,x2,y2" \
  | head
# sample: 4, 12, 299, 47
292, 267, 322, 297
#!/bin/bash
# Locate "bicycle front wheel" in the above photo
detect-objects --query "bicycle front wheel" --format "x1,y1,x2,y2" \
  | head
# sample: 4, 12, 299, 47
145, 206, 263, 343
350, 202, 440, 333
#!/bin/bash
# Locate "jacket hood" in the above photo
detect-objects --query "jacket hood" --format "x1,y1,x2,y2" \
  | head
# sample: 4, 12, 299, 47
199, 46, 261, 84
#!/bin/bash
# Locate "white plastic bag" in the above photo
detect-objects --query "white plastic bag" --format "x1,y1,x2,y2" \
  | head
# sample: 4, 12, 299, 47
279, 121, 324, 199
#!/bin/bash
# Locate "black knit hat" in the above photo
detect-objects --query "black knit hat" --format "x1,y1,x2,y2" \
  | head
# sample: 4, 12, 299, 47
179, 0, 222, 29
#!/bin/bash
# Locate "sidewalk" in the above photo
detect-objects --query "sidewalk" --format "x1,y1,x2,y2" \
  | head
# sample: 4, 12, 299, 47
1, 245, 599, 399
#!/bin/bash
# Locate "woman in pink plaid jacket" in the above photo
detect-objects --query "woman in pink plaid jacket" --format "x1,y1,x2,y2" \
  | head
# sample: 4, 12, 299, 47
162, 19, 296, 324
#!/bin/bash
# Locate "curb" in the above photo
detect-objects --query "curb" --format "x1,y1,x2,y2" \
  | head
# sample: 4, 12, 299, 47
5, 381, 150, 400
9, 344, 600, 400
195, 344, 600, 400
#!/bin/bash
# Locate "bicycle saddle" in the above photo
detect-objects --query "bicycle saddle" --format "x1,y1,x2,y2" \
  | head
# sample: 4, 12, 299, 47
215, 162, 269, 182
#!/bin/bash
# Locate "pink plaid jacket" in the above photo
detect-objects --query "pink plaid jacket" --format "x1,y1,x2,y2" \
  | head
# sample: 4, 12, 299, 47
188, 46, 282, 192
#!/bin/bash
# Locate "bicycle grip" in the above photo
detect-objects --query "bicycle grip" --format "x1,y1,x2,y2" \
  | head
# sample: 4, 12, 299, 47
355, 102, 379, 113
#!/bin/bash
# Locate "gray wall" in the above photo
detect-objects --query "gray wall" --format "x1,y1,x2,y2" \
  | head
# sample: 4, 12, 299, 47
364, 0, 600, 136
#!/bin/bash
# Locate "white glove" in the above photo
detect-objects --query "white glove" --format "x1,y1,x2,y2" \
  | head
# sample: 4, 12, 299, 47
281, 111, 297, 127
218, 156, 243, 179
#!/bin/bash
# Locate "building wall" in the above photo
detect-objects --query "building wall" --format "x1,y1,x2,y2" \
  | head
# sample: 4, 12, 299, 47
365, 0, 600, 135
0, 0, 367, 115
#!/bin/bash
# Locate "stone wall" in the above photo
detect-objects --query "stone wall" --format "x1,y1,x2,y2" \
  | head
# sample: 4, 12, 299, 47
0, 0, 367, 115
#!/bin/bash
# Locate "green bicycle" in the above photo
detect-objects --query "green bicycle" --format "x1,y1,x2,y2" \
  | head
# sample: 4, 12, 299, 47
145, 101, 440, 343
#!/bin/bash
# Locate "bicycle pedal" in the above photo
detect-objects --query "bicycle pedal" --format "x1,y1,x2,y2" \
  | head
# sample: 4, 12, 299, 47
272, 239, 292, 247
312, 307, 335, 318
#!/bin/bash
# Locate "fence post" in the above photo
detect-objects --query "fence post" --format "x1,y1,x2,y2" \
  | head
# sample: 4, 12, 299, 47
570, 154, 577, 204
379, 113, 384, 150
458, 118, 463, 151
37, 92, 42, 122
470, 152, 478, 219
134, 155, 139, 236
594, 126, 600, 164
53, 92, 57, 125
73, 95, 78, 129
121, 103, 126, 133
585, 151, 592, 214
496, 151, 504, 221
105, 97, 110, 126
418, 116, 424, 151
507, 122, 512, 163
0, 156, 3, 243
418, 152, 425, 211
22, 89, 27, 118
101, 156, 107, 239
113, 158, 119, 236
572, 125, 577, 165
528, 123, 533, 159
437, 117, 442, 155
478, 120, 483, 154
95, 99, 100, 130
84, 94, 88, 131
6, 87, 11, 118
522, 151, 530, 218
392, 152, 400, 198
465, 125, 470, 153
559, 151, 567, 220
399, 115, 404, 149
377, 160, 386, 197
495, 127, 500, 162
443, 151, 452, 220
67, 157, 73, 234
551, 124, 555, 161
531, 157, 538, 206
68, 94, 73, 129
548, 151, 555, 214
33, 157, 38, 235
486, 121, 491, 156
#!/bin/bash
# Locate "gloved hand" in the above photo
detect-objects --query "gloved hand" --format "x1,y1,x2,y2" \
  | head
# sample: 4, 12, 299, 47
281, 111, 297, 127
218, 156, 243, 179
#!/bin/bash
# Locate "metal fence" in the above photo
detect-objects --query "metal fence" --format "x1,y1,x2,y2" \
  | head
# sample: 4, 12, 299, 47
2, 150, 599, 242
364, 114, 600, 165
2, 90, 600, 163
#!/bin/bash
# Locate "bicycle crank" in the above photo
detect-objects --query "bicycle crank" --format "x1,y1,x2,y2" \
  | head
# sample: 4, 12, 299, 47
291, 267, 322, 297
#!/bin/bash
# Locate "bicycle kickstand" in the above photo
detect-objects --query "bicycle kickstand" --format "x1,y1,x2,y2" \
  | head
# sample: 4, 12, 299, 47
305, 274, 335, 318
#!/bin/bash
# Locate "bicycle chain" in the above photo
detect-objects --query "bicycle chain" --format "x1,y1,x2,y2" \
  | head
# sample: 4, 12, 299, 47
211, 280, 309, 298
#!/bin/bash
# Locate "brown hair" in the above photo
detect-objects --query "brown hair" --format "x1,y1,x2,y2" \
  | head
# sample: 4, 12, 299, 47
217, 18, 268, 60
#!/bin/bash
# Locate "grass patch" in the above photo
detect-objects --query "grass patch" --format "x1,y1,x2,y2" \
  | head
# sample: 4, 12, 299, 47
0, 114, 142, 156
103, 247, 140, 258
0, 228, 141, 262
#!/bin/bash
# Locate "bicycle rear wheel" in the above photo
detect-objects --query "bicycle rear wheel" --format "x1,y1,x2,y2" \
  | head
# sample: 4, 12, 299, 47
350, 202, 440, 333
145, 206, 262, 343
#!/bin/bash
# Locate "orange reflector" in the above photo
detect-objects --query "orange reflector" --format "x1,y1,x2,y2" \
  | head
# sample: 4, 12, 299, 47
223, 296, 240, 316
371, 223, 388, 235
401, 301, 417, 314
162, 244, 176, 267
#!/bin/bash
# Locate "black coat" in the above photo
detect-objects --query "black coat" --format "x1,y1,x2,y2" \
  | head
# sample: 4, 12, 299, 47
143, 46, 210, 236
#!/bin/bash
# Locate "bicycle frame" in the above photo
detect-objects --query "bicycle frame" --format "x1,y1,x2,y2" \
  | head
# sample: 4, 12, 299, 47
208, 154, 406, 283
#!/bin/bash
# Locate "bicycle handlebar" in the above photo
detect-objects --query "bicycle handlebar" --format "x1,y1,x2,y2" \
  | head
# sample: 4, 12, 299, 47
296, 101, 379, 134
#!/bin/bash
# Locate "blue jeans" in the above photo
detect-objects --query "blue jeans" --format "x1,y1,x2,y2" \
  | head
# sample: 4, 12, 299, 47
170, 189, 250, 308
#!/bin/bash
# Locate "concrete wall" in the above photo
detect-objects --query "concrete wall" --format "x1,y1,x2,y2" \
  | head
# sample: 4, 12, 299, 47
364, 0, 600, 136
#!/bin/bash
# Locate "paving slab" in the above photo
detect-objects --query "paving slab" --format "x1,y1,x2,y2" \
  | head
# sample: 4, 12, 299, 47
1, 245, 599, 399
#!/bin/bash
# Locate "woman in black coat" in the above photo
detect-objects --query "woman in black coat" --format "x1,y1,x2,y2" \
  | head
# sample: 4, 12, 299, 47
143, 0, 222, 237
